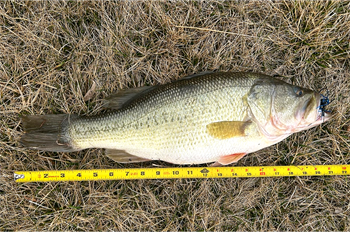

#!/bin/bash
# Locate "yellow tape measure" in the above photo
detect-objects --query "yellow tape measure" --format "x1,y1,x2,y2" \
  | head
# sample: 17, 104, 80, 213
14, 165, 350, 182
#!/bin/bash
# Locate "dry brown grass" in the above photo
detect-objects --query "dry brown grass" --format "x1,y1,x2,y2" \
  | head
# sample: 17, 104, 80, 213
1, 0, 350, 230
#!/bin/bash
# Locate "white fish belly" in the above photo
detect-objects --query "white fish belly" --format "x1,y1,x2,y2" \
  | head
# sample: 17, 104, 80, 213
119, 134, 271, 164
108, 122, 273, 164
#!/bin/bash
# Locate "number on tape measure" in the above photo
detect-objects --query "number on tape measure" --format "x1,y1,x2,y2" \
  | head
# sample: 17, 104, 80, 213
13, 165, 350, 183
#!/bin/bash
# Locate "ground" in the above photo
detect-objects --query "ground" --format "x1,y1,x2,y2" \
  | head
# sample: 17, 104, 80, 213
1, 1, 350, 230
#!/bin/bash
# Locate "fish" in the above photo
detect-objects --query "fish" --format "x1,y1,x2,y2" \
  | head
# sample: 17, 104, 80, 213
20, 72, 331, 166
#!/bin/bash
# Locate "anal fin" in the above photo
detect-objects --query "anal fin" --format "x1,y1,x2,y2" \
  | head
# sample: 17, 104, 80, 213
105, 149, 151, 163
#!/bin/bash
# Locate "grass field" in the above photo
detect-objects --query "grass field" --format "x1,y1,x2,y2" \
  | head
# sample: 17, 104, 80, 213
1, 0, 350, 230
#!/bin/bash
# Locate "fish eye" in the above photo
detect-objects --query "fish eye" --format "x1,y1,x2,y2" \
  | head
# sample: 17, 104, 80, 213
294, 87, 304, 97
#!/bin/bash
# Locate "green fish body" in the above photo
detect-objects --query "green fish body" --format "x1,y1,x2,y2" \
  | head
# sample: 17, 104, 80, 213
21, 72, 330, 165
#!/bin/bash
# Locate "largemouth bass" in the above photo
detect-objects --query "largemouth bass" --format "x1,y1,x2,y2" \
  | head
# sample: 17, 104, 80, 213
20, 72, 331, 166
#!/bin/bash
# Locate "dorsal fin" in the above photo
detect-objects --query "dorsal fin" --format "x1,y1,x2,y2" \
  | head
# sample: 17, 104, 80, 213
103, 72, 215, 110
177, 71, 215, 80
103, 86, 154, 110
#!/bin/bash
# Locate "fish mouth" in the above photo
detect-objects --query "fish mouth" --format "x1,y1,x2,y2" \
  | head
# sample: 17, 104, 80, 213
296, 93, 331, 130
305, 93, 331, 128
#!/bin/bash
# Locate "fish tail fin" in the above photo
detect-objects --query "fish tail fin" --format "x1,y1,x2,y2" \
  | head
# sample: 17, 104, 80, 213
20, 114, 80, 152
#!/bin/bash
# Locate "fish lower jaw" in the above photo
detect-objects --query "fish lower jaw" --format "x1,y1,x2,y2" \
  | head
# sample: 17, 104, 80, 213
295, 113, 331, 131
256, 123, 293, 143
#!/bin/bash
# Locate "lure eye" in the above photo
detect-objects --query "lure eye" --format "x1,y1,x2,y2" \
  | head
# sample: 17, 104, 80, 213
294, 87, 304, 97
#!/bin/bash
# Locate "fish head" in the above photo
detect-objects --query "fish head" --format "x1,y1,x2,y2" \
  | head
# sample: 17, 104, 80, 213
272, 84, 331, 132
247, 77, 331, 140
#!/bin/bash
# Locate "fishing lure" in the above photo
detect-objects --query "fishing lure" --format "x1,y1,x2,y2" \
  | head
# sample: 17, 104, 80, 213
317, 91, 331, 120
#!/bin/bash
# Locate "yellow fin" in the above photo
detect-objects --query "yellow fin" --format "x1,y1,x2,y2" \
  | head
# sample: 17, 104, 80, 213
105, 149, 151, 163
206, 121, 251, 139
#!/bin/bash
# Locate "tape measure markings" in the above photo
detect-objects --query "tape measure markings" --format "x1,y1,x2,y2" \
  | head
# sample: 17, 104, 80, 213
14, 165, 350, 182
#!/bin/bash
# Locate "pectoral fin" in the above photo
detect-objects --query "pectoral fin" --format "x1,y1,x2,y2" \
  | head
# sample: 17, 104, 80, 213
206, 121, 251, 139
105, 149, 151, 163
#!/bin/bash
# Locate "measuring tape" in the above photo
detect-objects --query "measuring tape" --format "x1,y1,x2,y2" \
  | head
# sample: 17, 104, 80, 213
14, 164, 350, 182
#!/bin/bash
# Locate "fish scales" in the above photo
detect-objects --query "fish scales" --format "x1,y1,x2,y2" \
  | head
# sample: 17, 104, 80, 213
20, 72, 331, 165
68, 72, 256, 164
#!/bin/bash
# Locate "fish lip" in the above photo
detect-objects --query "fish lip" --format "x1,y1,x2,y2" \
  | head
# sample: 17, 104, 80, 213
316, 93, 321, 112
315, 92, 321, 120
